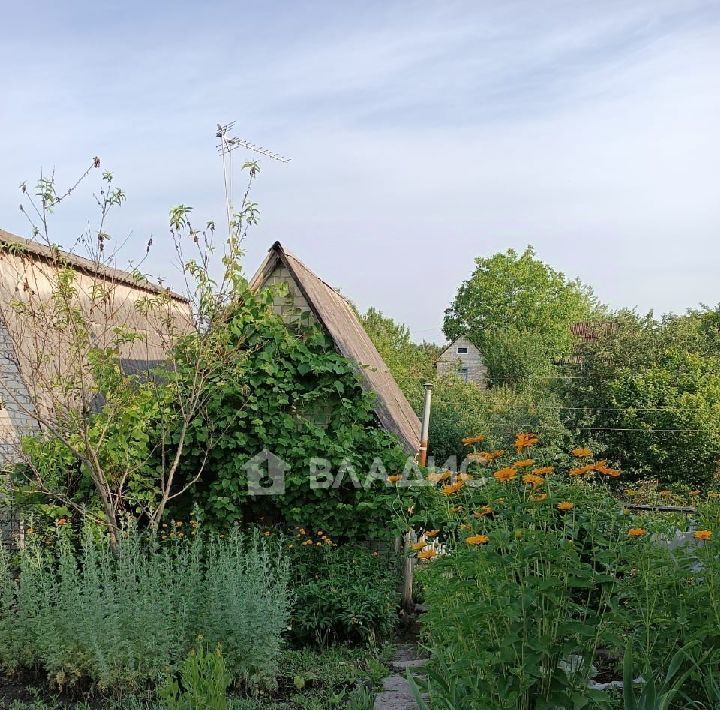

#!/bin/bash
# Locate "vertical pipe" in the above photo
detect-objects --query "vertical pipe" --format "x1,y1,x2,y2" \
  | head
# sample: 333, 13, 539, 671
418, 382, 433, 467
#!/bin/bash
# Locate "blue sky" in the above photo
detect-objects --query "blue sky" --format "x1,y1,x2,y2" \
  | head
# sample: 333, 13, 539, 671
1, 0, 719, 342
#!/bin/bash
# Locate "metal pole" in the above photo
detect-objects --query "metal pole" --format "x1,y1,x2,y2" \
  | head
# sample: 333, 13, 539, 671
418, 382, 433, 467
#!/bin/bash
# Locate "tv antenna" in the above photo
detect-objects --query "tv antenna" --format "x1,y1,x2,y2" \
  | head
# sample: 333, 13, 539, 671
215, 122, 291, 233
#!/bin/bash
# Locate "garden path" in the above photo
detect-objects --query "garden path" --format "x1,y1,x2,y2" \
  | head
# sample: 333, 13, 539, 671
373, 644, 427, 710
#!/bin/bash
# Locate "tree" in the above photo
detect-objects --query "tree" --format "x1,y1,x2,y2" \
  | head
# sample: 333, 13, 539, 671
443, 247, 598, 387
1, 157, 258, 544
359, 307, 440, 409
563, 308, 720, 487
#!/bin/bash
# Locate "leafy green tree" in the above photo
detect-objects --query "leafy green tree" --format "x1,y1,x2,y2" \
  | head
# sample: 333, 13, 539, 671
565, 308, 720, 487
443, 247, 597, 387
428, 376, 571, 464
359, 307, 440, 409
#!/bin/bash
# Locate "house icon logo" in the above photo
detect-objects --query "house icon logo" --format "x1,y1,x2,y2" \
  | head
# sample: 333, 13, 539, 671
244, 449, 288, 496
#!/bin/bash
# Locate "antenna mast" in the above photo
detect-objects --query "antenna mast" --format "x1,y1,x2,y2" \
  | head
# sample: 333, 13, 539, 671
215, 122, 291, 234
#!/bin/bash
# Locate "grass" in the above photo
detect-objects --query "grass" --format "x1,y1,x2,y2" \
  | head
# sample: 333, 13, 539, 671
1, 645, 392, 710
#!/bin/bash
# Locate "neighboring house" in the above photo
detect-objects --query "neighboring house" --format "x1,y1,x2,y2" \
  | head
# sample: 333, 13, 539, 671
436, 335, 488, 386
250, 241, 421, 454
0, 228, 192, 465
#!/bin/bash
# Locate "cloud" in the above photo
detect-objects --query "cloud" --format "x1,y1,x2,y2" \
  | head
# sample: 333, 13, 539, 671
0, 0, 718, 341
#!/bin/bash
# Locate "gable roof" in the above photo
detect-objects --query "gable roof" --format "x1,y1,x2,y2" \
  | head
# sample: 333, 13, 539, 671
250, 242, 421, 454
0, 228, 188, 302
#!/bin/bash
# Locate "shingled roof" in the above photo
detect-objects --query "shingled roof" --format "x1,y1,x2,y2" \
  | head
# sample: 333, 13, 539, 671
250, 242, 421, 454
0, 228, 188, 301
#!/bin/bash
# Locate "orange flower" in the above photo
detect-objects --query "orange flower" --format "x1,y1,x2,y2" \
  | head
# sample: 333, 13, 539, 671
532, 466, 555, 475
386, 474, 402, 483
595, 461, 621, 477
458, 472, 474, 482
427, 470, 452, 483
521, 473, 545, 488
411, 540, 427, 551
448, 505, 463, 514
571, 447, 593, 457
473, 505, 493, 518
557, 501, 574, 511
689, 490, 701, 496
494, 467, 517, 483
569, 464, 595, 477
467, 452, 491, 463
513, 459, 535, 468
628, 528, 646, 537
694, 530, 713, 541
441, 481, 465, 495
56, 518, 67, 526
530, 493, 548, 502
466, 534, 489, 546
418, 548, 437, 560
424, 529, 440, 538
659, 490, 672, 498
514, 432, 539, 451
462, 434, 485, 446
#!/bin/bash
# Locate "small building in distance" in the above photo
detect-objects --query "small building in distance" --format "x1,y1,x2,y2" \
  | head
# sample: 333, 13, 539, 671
436, 335, 487, 387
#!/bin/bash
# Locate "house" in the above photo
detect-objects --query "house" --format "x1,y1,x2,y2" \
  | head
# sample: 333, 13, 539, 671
0, 227, 192, 464
249, 241, 421, 454
436, 335, 487, 386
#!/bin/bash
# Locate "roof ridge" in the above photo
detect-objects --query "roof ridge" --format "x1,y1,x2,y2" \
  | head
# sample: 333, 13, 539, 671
0, 228, 188, 302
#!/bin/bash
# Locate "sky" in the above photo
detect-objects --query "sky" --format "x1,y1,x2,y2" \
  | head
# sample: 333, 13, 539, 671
1, 0, 719, 343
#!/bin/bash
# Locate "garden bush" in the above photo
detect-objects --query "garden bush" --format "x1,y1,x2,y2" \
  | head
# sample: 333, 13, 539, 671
0, 528, 290, 693
405, 433, 720, 709
286, 538, 400, 647
181, 309, 410, 542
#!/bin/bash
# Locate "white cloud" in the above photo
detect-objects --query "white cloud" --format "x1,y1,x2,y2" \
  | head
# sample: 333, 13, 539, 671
0, 0, 718, 341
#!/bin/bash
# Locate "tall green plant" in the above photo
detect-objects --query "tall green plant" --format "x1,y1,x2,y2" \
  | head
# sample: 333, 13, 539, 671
0, 527, 290, 693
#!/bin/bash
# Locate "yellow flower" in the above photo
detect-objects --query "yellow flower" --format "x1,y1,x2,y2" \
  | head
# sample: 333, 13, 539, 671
659, 490, 672, 498
462, 434, 485, 446
460, 523, 471, 531
628, 528, 646, 537
417, 548, 437, 560
494, 467, 517, 483
521, 473, 545, 488
466, 534, 489, 546
529, 493, 548, 502
473, 505, 493, 518
514, 458, 535, 468
427, 470, 452, 483
441, 481, 465, 495
694, 530, 713, 541
411, 540, 427, 551
571, 447, 593, 457
386, 475, 402, 483
425, 529, 440, 538
532, 466, 555, 476
689, 490, 701, 496
557, 501, 574, 511
448, 505, 464, 514
514, 432, 539, 450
